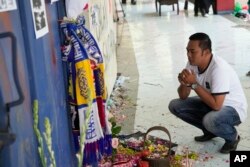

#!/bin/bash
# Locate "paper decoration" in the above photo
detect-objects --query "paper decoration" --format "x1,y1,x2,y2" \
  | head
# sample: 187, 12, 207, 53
0, 0, 17, 12
30, 0, 49, 39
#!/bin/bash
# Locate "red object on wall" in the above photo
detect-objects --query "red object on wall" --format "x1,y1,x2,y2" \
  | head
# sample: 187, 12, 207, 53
216, 0, 235, 12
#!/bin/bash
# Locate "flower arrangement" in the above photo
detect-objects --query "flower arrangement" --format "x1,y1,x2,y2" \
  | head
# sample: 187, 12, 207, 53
142, 139, 169, 159
108, 114, 142, 166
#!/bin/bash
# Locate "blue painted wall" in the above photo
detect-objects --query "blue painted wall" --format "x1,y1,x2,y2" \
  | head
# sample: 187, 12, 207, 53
0, 1, 75, 166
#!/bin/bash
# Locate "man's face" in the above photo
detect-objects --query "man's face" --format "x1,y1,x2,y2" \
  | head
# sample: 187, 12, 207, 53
186, 40, 204, 66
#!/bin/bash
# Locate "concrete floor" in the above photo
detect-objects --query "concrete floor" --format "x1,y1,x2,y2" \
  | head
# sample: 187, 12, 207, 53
116, 0, 250, 166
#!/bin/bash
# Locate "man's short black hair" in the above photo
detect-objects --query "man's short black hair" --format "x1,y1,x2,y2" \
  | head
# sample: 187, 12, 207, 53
189, 32, 212, 52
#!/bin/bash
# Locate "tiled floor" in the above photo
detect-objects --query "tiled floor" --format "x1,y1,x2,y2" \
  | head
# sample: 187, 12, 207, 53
116, 0, 250, 166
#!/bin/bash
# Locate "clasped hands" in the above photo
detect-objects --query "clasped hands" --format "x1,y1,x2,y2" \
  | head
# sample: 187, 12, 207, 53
178, 69, 197, 87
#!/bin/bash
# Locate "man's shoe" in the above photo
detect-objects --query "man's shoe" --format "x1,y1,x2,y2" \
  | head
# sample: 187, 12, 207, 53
194, 133, 216, 142
220, 136, 240, 154
194, 13, 198, 17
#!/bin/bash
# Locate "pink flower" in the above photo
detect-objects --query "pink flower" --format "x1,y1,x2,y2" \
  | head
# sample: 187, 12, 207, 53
112, 138, 119, 149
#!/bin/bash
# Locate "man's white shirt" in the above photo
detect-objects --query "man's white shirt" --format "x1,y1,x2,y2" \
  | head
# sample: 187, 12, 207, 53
186, 55, 248, 122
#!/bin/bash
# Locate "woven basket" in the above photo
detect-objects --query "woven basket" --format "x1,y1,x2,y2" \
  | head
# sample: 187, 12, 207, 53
142, 126, 172, 167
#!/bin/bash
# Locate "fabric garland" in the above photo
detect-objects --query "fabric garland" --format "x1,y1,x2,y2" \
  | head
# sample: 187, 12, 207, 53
61, 17, 112, 166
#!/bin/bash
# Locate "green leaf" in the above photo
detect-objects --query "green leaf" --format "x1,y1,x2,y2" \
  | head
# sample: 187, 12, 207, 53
112, 126, 122, 135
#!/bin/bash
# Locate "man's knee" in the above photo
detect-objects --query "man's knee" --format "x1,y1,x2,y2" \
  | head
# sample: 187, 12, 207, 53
168, 99, 180, 114
202, 112, 219, 131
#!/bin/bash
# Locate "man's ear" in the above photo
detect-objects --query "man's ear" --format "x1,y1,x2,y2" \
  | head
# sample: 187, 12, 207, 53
203, 48, 210, 55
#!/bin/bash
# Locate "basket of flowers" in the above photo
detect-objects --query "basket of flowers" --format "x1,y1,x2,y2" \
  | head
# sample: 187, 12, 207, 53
141, 126, 174, 167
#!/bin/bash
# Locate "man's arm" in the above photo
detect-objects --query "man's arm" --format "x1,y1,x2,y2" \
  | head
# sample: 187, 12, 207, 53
193, 85, 226, 111
182, 69, 226, 110
177, 70, 191, 99
178, 84, 191, 99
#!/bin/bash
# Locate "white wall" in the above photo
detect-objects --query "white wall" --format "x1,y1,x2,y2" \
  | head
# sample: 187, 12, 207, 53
87, 0, 118, 97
